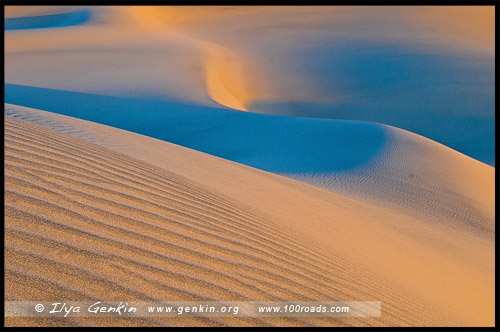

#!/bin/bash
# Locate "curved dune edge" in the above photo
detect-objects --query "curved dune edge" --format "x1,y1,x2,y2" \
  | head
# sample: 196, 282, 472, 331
5, 102, 493, 241
5, 116, 397, 327
4, 9, 92, 31
2, 6, 261, 111
4, 6, 88, 19
5, 6, 494, 166
285, 123, 495, 235
5, 111, 494, 327
125, 6, 265, 112
204, 47, 253, 111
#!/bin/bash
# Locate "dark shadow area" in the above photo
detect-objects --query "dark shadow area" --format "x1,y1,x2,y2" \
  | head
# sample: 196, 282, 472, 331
5, 10, 92, 30
5, 83, 387, 173
248, 40, 495, 166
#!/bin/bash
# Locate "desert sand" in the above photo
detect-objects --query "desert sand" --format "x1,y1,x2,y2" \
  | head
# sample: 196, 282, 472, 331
4, 6, 495, 327
5, 6, 495, 164
4, 104, 494, 327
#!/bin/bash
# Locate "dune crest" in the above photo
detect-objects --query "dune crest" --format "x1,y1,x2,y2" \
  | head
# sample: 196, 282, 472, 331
5, 6, 494, 164
4, 108, 495, 326
203, 47, 250, 111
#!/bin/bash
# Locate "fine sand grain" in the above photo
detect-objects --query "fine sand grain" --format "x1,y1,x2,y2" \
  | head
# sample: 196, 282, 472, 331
5, 113, 494, 326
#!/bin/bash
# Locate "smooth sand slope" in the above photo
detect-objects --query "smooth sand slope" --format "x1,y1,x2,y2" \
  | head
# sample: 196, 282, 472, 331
5, 102, 494, 238
4, 6, 495, 164
5, 110, 494, 327
4, 6, 495, 327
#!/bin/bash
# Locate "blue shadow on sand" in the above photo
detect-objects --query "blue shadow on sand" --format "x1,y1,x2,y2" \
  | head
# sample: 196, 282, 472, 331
5, 83, 387, 174
248, 40, 495, 166
5, 10, 92, 30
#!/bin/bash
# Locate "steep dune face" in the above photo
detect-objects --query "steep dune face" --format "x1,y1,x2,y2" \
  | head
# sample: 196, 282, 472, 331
5, 111, 494, 326
203, 47, 262, 111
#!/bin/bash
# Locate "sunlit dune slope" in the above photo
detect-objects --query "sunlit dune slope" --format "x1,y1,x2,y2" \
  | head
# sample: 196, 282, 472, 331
5, 115, 396, 327
5, 102, 493, 239
4, 6, 494, 164
287, 124, 495, 233
5, 111, 494, 327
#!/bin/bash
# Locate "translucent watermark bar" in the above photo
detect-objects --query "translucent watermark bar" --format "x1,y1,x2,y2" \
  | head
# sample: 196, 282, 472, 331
5, 301, 381, 318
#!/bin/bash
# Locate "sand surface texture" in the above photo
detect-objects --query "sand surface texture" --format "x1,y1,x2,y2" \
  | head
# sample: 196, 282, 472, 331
4, 6, 495, 327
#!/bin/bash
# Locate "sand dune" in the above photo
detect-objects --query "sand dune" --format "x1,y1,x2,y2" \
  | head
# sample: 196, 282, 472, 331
4, 5, 495, 327
4, 6, 494, 164
5, 115, 403, 327
5, 108, 494, 326
5, 97, 493, 233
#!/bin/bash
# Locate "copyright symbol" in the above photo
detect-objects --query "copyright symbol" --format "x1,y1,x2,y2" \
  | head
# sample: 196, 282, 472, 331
35, 304, 44, 313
